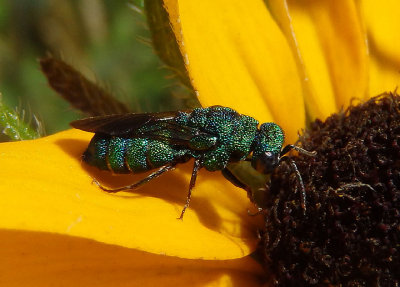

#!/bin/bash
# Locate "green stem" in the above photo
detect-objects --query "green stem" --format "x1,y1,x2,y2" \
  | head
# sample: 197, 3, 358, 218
0, 95, 41, 140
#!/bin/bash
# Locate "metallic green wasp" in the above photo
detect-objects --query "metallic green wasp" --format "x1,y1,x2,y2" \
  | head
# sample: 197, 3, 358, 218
71, 106, 314, 219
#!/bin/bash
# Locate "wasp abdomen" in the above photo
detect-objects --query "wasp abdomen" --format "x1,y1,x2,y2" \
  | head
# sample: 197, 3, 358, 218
83, 134, 189, 174
82, 134, 109, 170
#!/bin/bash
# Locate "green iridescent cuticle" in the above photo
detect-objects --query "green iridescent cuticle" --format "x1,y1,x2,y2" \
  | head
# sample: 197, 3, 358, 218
81, 107, 287, 175
74, 106, 297, 218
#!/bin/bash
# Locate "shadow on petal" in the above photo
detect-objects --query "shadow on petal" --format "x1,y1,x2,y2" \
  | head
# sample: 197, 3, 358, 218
55, 137, 224, 227
0, 229, 267, 287
0, 129, 261, 258
54, 136, 261, 239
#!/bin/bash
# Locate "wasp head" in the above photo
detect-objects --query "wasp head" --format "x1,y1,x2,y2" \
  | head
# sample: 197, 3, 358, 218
251, 123, 284, 174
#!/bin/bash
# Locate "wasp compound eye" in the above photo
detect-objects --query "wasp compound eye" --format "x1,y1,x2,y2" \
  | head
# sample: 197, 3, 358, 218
250, 122, 284, 174
261, 93, 400, 286
251, 151, 280, 174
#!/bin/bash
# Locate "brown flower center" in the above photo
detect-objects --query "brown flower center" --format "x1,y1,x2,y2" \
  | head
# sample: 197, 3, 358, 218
261, 93, 400, 286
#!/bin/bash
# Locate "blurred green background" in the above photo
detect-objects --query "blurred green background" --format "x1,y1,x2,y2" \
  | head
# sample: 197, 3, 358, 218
0, 0, 191, 137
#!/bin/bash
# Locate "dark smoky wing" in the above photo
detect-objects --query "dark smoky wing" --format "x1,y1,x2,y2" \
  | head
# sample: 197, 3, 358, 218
142, 121, 196, 145
70, 111, 184, 136
71, 110, 218, 150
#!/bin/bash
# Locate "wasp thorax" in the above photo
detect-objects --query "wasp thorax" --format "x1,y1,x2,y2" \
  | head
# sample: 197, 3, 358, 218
251, 123, 285, 174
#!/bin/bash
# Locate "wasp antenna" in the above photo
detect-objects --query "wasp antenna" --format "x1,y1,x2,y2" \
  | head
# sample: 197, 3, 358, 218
288, 158, 307, 215
292, 146, 317, 157
280, 156, 307, 215
280, 144, 317, 157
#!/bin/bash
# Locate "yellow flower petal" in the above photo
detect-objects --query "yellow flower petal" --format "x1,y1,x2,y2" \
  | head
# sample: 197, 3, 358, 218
0, 130, 262, 259
362, 0, 400, 95
165, 0, 304, 143
369, 56, 400, 96
0, 229, 265, 286
269, 0, 368, 120
363, 0, 400, 65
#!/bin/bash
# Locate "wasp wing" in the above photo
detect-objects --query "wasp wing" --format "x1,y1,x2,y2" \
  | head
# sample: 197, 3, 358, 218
70, 111, 215, 148
70, 111, 182, 136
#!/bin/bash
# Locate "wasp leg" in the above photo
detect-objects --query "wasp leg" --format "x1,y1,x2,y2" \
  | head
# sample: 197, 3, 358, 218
279, 156, 307, 215
280, 144, 317, 157
93, 164, 176, 193
178, 159, 202, 220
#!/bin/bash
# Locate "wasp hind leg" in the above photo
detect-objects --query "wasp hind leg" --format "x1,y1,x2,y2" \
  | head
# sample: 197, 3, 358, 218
178, 159, 202, 220
93, 164, 177, 193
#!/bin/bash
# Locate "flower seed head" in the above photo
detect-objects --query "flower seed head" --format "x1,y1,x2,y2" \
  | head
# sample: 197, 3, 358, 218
261, 93, 400, 286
